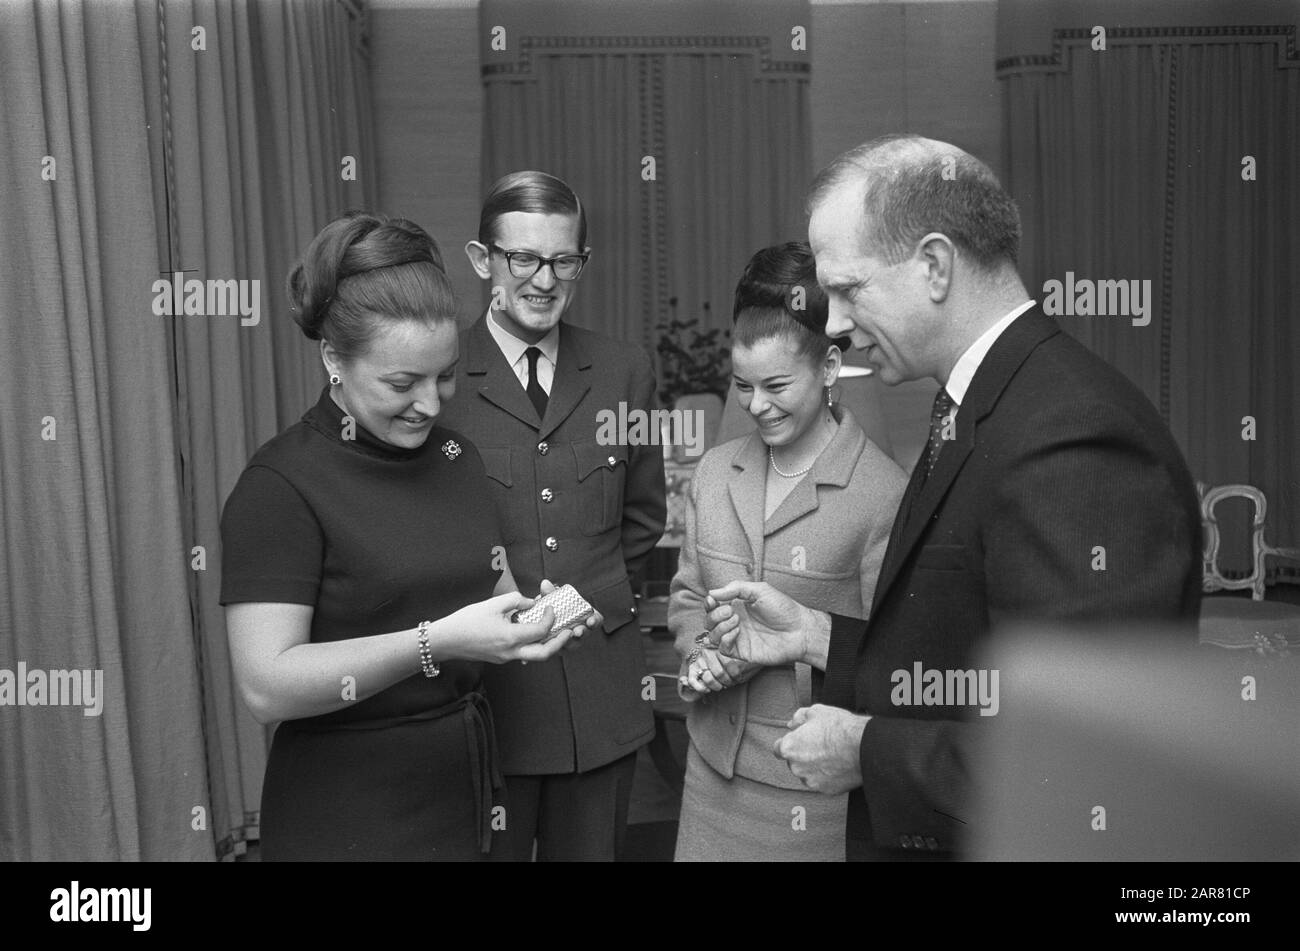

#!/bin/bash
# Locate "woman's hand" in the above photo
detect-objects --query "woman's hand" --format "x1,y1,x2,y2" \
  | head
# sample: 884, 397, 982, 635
444, 592, 571, 664
446, 580, 601, 665
533, 576, 603, 649
678, 644, 759, 700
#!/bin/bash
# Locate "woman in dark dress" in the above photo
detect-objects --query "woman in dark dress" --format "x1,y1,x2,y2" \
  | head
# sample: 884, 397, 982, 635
219, 213, 596, 861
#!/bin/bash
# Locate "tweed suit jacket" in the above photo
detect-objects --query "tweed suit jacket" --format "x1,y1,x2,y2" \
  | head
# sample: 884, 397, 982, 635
669, 407, 907, 788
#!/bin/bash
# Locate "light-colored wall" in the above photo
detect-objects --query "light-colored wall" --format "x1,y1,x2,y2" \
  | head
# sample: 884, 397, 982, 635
812, 1, 1000, 175
369, 0, 483, 321
369, 0, 1002, 467
812, 0, 1000, 470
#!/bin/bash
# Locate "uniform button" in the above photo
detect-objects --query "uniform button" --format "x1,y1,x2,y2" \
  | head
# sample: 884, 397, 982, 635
537, 441, 549, 455
924, 836, 939, 851
899, 835, 912, 849
540, 488, 553, 502
911, 835, 925, 849
545, 536, 558, 552
607, 455, 616, 466
630, 605, 638, 616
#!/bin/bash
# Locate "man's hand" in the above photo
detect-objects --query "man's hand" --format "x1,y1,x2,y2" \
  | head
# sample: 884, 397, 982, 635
704, 580, 819, 667
774, 704, 870, 795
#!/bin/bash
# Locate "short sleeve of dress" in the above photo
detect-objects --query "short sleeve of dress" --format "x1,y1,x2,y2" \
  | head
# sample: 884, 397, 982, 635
220, 464, 323, 606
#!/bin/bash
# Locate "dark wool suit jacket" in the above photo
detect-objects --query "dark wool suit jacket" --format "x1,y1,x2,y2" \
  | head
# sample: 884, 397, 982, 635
437, 315, 667, 775
820, 306, 1202, 860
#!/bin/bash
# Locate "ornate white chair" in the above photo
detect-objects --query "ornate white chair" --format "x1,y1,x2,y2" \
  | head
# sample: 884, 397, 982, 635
1196, 481, 1300, 653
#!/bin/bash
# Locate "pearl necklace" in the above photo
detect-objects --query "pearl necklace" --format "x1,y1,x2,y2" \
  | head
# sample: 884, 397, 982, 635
769, 445, 815, 478
769, 412, 837, 478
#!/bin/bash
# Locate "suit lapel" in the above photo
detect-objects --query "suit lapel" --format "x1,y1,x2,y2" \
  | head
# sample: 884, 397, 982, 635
875, 456, 929, 592
726, 433, 768, 572
463, 314, 543, 431
871, 306, 1062, 610
763, 470, 822, 538
764, 410, 866, 537
539, 324, 592, 441
874, 413, 975, 597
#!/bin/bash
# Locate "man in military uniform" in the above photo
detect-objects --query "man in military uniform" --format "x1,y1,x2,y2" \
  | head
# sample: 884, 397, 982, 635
440, 170, 667, 861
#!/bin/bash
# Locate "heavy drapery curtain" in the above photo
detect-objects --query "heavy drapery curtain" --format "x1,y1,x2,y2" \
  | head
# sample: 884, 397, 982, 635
0, 0, 375, 861
999, 3, 1300, 580
0, 0, 204, 862
141, 0, 377, 861
480, 0, 812, 350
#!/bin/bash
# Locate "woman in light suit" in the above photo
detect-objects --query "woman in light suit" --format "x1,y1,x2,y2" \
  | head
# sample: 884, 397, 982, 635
670, 242, 907, 861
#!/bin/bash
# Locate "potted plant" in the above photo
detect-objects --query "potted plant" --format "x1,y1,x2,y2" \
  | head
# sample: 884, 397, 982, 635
654, 298, 732, 406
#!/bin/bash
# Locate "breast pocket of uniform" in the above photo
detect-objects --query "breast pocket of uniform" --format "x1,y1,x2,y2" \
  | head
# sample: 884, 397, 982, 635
573, 441, 628, 536
477, 446, 517, 544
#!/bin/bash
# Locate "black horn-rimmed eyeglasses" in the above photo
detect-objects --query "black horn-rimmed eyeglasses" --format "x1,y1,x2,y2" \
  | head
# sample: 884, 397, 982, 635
488, 243, 590, 280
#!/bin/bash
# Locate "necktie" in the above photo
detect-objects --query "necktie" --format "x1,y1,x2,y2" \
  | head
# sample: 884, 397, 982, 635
919, 387, 956, 483
876, 386, 956, 592
524, 347, 548, 420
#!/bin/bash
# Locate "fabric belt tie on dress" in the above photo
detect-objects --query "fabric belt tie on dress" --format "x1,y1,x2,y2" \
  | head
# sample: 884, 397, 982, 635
292, 689, 503, 854
459, 691, 503, 854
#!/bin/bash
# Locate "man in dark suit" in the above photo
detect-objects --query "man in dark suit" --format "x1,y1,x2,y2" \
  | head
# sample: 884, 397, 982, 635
704, 135, 1202, 860
438, 170, 666, 861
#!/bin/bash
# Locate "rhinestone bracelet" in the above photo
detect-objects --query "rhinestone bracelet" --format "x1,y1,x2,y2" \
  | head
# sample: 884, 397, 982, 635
417, 620, 440, 679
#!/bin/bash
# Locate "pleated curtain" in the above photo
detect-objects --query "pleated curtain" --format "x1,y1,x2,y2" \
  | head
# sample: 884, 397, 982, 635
480, 2, 812, 349
1000, 12, 1300, 577
0, 0, 376, 861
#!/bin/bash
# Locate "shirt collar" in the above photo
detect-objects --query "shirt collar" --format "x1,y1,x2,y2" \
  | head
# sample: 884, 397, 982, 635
486, 309, 560, 368
943, 300, 1036, 405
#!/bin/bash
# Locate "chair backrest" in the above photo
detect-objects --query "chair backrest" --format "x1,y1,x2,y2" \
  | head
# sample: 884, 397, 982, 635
1197, 481, 1292, 600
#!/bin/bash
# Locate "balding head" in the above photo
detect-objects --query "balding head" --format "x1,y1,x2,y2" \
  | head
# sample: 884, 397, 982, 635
807, 136, 1030, 386
807, 135, 1021, 274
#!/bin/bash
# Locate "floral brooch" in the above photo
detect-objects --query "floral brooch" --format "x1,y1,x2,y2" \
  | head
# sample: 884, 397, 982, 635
442, 440, 462, 461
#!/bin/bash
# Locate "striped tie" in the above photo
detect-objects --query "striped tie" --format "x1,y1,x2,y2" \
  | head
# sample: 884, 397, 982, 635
920, 387, 955, 482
